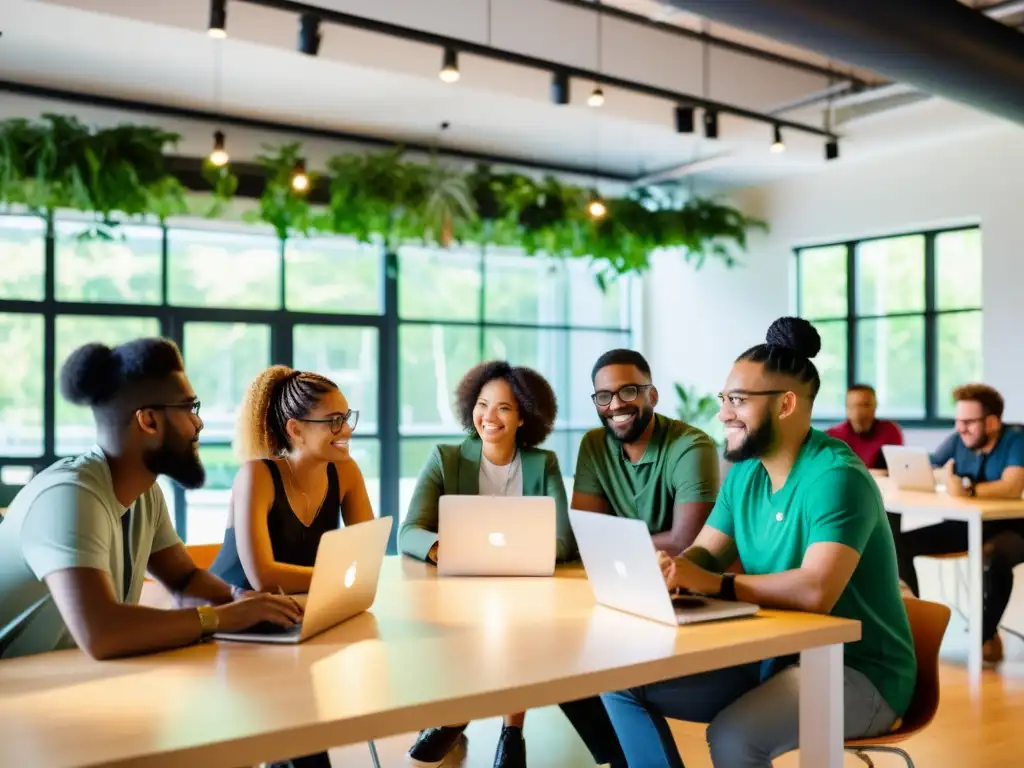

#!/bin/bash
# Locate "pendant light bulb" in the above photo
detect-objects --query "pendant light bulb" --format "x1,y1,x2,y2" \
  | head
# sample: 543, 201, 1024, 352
587, 86, 605, 108
770, 124, 786, 153
209, 130, 229, 167
291, 160, 310, 193
588, 198, 607, 220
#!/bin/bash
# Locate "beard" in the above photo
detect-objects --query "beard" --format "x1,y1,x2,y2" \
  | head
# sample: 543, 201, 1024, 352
962, 428, 991, 452
723, 415, 777, 462
143, 430, 206, 490
601, 404, 655, 444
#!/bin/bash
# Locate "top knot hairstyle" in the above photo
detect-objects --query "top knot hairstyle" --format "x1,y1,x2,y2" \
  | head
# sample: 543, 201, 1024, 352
454, 361, 558, 449
59, 338, 185, 423
738, 316, 822, 400
235, 365, 339, 460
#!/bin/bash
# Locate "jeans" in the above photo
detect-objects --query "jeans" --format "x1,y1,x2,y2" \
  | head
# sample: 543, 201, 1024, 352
888, 513, 1024, 640
601, 662, 897, 768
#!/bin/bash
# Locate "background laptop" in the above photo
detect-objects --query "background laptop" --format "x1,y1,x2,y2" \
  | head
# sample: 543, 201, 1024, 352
437, 496, 556, 576
213, 515, 393, 644
569, 510, 759, 627
882, 446, 940, 492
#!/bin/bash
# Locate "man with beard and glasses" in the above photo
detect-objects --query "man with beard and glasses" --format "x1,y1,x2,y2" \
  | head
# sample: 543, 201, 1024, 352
0, 338, 302, 661
572, 349, 719, 556
598, 318, 915, 768
890, 383, 1024, 664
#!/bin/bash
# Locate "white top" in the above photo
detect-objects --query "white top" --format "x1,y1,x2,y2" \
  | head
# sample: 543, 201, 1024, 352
478, 450, 524, 497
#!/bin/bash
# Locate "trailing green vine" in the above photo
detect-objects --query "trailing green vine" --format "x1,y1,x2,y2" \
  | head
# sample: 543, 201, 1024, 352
0, 115, 767, 278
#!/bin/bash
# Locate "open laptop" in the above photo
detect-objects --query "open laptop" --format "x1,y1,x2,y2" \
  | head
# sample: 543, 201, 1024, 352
213, 515, 393, 644
436, 495, 556, 576
882, 446, 939, 492
569, 510, 759, 627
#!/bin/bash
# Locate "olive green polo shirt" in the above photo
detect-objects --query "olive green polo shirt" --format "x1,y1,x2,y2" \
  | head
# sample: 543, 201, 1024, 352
572, 414, 719, 534
0, 447, 181, 659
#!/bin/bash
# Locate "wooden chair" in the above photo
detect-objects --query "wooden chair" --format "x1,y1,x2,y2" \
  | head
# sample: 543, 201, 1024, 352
845, 596, 951, 768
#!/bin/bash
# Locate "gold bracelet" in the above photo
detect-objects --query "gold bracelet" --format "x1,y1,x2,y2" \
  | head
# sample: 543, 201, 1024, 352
196, 605, 219, 637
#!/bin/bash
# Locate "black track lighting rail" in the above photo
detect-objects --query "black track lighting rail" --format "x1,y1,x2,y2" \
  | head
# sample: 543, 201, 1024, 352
237, 0, 837, 140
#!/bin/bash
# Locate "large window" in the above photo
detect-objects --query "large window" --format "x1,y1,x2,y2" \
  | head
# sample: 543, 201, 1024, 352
796, 226, 982, 423
0, 214, 633, 544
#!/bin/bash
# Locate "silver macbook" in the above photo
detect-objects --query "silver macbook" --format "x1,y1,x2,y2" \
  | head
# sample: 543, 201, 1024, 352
882, 446, 939, 492
213, 515, 393, 644
569, 510, 759, 627
436, 495, 556, 576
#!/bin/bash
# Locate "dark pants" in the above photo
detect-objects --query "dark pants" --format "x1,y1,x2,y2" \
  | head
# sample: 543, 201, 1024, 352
888, 513, 1024, 641
269, 754, 331, 768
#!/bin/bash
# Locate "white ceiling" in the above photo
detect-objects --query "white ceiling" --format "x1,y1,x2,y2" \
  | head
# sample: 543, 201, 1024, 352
0, 0, 1016, 192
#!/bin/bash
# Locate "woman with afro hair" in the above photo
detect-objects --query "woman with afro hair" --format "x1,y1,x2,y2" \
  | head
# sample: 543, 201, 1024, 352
401, 361, 625, 768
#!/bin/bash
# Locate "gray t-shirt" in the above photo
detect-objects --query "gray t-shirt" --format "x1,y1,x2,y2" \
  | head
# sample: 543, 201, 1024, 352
0, 446, 181, 659
478, 451, 523, 497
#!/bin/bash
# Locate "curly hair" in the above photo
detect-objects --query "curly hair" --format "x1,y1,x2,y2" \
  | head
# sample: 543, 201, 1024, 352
453, 361, 558, 449
952, 383, 1004, 418
235, 365, 338, 460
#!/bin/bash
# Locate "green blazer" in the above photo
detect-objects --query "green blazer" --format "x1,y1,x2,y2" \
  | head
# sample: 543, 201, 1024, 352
399, 439, 575, 563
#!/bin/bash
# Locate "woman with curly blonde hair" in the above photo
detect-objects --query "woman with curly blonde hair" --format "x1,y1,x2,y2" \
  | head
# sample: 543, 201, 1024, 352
209, 365, 374, 598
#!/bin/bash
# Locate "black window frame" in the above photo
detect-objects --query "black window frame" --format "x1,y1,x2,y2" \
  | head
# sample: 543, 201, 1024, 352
794, 224, 982, 428
0, 212, 633, 552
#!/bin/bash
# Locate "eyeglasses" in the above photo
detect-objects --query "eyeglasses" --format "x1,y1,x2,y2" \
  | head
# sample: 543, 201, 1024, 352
138, 400, 202, 417
298, 409, 359, 435
591, 384, 652, 407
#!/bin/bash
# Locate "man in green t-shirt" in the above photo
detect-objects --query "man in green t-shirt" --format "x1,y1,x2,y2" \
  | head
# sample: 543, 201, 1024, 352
597, 319, 917, 768
572, 349, 719, 555
0, 338, 300, 662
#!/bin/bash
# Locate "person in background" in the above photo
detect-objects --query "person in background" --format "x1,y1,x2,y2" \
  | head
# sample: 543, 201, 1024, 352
400, 361, 624, 768
596, 318, 915, 768
209, 366, 373, 768
890, 383, 1024, 664
572, 349, 719, 556
826, 383, 904, 471
0, 339, 301, 662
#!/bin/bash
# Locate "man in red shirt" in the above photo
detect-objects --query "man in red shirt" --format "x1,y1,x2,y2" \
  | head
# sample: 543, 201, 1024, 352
826, 384, 904, 470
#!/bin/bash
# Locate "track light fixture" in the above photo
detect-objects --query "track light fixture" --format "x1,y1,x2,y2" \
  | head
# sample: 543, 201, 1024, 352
208, 0, 227, 39
703, 109, 719, 139
674, 105, 694, 134
587, 85, 604, 108
209, 130, 229, 167
439, 47, 460, 83
298, 12, 322, 56
770, 124, 785, 153
551, 70, 570, 105
825, 139, 840, 161
291, 159, 310, 192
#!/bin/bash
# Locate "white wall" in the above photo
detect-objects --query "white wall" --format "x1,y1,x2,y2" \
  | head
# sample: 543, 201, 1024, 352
642, 118, 1024, 636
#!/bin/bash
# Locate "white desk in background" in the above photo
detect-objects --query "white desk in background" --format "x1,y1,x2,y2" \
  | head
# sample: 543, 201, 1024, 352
876, 475, 1024, 684
0, 558, 859, 768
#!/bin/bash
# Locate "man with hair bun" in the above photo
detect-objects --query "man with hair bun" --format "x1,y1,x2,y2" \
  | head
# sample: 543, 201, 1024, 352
598, 317, 916, 768
0, 338, 301, 661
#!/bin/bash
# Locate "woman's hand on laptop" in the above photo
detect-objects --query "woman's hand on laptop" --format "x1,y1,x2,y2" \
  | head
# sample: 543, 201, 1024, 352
214, 593, 304, 632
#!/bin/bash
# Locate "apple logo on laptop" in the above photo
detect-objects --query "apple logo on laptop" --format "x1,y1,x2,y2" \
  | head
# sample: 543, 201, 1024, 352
613, 560, 628, 578
488, 532, 507, 547
344, 562, 357, 589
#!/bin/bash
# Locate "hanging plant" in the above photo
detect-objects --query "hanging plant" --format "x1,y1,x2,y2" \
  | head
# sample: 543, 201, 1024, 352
247, 142, 318, 242
421, 154, 476, 248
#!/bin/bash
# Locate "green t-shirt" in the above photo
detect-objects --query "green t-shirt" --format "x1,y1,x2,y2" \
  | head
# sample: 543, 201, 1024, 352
707, 428, 916, 715
0, 447, 181, 659
573, 414, 719, 534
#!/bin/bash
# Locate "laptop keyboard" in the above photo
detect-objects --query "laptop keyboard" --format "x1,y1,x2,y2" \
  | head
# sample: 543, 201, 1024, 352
671, 595, 709, 609
238, 621, 303, 636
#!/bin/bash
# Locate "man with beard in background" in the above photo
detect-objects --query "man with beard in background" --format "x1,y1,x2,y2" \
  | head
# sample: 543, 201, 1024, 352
0, 338, 301, 660
891, 383, 1024, 664
571, 349, 720, 555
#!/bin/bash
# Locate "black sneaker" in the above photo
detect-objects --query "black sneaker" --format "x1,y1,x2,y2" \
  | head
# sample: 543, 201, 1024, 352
493, 725, 526, 768
407, 725, 467, 766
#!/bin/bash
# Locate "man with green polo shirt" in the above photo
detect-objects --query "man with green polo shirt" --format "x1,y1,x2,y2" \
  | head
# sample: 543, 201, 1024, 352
0, 338, 301, 661
572, 349, 719, 556
597, 318, 916, 768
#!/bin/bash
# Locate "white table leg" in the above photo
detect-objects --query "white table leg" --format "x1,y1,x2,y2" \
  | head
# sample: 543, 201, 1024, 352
966, 512, 983, 687
799, 643, 844, 768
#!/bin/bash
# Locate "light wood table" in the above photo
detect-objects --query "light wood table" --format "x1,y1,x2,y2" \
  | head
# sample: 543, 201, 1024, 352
877, 476, 1024, 683
0, 558, 859, 768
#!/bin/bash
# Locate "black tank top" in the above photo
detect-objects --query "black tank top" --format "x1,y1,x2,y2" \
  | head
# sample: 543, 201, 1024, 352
210, 459, 341, 591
